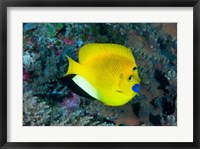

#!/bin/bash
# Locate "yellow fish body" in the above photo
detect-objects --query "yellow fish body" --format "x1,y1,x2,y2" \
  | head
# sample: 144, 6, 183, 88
65, 43, 140, 106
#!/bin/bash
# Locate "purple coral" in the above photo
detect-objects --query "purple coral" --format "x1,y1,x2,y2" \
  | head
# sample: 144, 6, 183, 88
64, 37, 75, 46
60, 92, 80, 112
23, 70, 32, 81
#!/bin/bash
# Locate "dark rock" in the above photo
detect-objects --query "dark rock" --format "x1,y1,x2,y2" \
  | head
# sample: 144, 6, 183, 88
149, 113, 161, 126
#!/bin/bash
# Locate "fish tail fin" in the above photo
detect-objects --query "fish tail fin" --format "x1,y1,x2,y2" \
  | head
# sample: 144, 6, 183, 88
64, 56, 81, 76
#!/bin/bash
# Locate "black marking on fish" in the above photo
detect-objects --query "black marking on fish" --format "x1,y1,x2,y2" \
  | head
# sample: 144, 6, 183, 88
65, 74, 96, 100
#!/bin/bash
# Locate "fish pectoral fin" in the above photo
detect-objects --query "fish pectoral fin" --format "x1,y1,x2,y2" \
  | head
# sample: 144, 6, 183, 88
114, 84, 123, 93
72, 75, 99, 100
116, 90, 123, 93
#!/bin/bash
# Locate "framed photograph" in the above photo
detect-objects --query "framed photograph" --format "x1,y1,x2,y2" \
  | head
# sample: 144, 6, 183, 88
0, 0, 199, 149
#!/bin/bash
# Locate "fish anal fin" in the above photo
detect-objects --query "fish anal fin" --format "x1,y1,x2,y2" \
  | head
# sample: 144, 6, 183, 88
72, 75, 99, 100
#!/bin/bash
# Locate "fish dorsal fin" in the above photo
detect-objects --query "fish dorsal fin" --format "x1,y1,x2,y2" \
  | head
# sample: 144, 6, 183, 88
78, 43, 134, 64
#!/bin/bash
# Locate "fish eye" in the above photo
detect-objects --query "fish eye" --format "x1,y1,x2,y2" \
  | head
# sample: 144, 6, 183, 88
128, 75, 133, 82
133, 67, 137, 70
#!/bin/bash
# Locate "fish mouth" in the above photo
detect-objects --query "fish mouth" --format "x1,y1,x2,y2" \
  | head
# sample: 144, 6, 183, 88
132, 84, 140, 93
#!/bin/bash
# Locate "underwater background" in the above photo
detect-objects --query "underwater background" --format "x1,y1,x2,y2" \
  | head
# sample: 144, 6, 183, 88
23, 23, 177, 126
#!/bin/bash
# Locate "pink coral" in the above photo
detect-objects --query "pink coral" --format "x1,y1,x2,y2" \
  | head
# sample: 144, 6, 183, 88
23, 70, 32, 81
60, 92, 80, 112
64, 37, 75, 46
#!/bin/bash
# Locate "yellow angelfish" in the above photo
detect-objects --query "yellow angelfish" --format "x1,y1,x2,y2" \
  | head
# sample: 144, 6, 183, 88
65, 43, 141, 106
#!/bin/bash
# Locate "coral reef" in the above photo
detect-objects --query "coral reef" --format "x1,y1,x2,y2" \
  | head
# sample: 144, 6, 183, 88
23, 23, 177, 126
